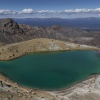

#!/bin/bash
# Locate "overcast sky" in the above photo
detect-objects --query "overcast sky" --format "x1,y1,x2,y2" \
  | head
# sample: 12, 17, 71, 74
0, 0, 100, 18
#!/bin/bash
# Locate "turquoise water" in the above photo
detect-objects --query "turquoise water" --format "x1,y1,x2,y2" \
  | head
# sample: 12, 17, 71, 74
0, 50, 100, 90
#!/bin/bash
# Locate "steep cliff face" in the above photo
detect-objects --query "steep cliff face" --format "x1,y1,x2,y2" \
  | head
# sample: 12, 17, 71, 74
0, 18, 24, 44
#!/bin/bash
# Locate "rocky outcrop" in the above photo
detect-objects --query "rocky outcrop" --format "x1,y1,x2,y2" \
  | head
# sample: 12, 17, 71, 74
0, 18, 24, 44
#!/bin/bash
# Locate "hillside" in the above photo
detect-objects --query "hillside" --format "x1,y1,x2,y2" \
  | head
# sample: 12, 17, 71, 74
0, 18, 100, 47
0, 38, 97, 60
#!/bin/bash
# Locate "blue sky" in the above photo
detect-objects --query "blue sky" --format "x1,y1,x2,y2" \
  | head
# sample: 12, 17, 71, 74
0, 0, 100, 18
0, 0, 100, 10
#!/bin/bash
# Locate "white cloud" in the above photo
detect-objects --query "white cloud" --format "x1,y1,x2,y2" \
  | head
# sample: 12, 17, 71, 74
20, 8, 33, 14
64, 8, 100, 13
0, 9, 16, 14
37, 10, 56, 13
95, 8, 100, 11
0, 8, 100, 18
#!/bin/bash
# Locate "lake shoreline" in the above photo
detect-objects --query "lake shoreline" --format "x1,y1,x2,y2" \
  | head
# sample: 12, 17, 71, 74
0, 71, 98, 91
0, 38, 99, 61
0, 71, 100, 100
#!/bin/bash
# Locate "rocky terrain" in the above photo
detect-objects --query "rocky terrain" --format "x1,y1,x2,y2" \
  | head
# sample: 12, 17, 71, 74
0, 18, 100, 47
0, 18, 100, 100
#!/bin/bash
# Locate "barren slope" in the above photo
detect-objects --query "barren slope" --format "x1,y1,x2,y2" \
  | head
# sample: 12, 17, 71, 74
0, 18, 100, 47
0, 38, 98, 60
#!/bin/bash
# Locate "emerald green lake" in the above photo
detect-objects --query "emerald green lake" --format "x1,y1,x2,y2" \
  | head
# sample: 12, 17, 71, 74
0, 50, 100, 90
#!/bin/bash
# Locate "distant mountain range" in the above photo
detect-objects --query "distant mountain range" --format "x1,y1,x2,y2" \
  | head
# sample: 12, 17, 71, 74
13, 17, 100, 31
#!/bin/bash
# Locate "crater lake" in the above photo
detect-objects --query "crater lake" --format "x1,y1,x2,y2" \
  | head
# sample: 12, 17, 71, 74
0, 50, 100, 90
